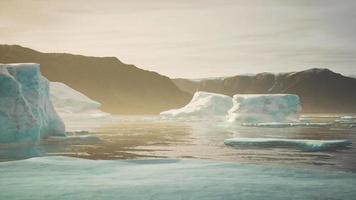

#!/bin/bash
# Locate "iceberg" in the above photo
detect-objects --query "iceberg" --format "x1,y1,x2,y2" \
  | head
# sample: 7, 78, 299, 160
50, 82, 102, 113
160, 91, 232, 119
224, 138, 352, 151
1, 156, 356, 200
50, 82, 110, 119
228, 94, 301, 123
49, 82, 111, 132
0, 63, 65, 143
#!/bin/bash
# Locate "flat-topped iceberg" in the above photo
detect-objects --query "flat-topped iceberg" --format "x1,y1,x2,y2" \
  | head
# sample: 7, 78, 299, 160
0, 63, 65, 143
160, 91, 232, 119
228, 94, 301, 123
224, 138, 352, 151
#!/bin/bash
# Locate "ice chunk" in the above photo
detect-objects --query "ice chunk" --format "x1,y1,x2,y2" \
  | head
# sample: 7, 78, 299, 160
1, 156, 356, 200
241, 122, 332, 128
224, 138, 352, 151
45, 135, 101, 145
50, 82, 101, 113
0, 63, 65, 143
160, 92, 232, 119
228, 94, 301, 123
340, 115, 356, 120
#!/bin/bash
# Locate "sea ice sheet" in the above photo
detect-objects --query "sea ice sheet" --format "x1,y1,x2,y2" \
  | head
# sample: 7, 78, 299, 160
0, 156, 355, 200
0, 63, 65, 143
228, 94, 301, 123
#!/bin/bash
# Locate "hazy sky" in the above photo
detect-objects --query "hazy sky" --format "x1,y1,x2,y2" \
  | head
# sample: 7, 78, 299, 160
1, 0, 355, 78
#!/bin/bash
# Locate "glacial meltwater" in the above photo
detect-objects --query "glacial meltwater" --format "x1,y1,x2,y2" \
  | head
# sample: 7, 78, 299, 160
1, 114, 356, 200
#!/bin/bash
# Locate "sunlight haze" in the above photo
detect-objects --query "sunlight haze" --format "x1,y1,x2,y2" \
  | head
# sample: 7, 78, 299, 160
1, 0, 355, 78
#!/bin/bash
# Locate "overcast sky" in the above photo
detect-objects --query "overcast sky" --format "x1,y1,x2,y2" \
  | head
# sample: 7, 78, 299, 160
1, 0, 355, 78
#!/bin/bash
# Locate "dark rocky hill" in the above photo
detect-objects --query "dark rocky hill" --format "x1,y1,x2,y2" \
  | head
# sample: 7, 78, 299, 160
173, 69, 356, 113
0, 45, 191, 114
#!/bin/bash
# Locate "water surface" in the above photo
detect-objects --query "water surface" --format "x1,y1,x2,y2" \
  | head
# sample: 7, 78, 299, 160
2, 114, 355, 172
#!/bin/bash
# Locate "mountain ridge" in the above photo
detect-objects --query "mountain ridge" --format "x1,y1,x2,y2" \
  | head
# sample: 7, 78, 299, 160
173, 68, 356, 113
0, 44, 191, 114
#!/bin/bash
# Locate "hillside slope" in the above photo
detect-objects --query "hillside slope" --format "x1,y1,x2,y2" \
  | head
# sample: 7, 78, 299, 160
0, 45, 191, 114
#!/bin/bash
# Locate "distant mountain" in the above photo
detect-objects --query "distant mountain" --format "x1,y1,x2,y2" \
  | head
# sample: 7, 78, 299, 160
173, 69, 356, 113
0, 45, 191, 114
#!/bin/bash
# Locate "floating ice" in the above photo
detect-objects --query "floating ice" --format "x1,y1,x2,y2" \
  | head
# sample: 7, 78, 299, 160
45, 135, 101, 145
228, 94, 301, 123
160, 92, 232, 119
224, 138, 352, 151
50, 82, 101, 113
0, 63, 65, 143
0, 156, 355, 200
49, 82, 110, 131
340, 115, 356, 120
241, 122, 332, 128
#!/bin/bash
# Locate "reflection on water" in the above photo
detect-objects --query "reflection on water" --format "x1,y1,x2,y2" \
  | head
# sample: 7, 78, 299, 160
1, 114, 356, 171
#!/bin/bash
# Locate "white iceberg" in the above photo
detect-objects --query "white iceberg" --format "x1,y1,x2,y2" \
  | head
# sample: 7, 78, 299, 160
49, 82, 111, 131
0, 63, 65, 143
50, 82, 110, 117
228, 94, 301, 123
160, 91, 232, 119
50, 82, 101, 113
224, 138, 352, 151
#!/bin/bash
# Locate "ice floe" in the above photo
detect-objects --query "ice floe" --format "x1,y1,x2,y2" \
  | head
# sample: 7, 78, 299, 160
224, 138, 352, 151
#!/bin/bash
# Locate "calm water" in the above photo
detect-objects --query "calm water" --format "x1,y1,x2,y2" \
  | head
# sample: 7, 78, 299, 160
1, 114, 356, 172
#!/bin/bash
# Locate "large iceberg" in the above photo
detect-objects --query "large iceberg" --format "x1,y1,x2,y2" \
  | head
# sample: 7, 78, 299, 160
0, 63, 65, 143
228, 94, 301, 123
160, 91, 232, 119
